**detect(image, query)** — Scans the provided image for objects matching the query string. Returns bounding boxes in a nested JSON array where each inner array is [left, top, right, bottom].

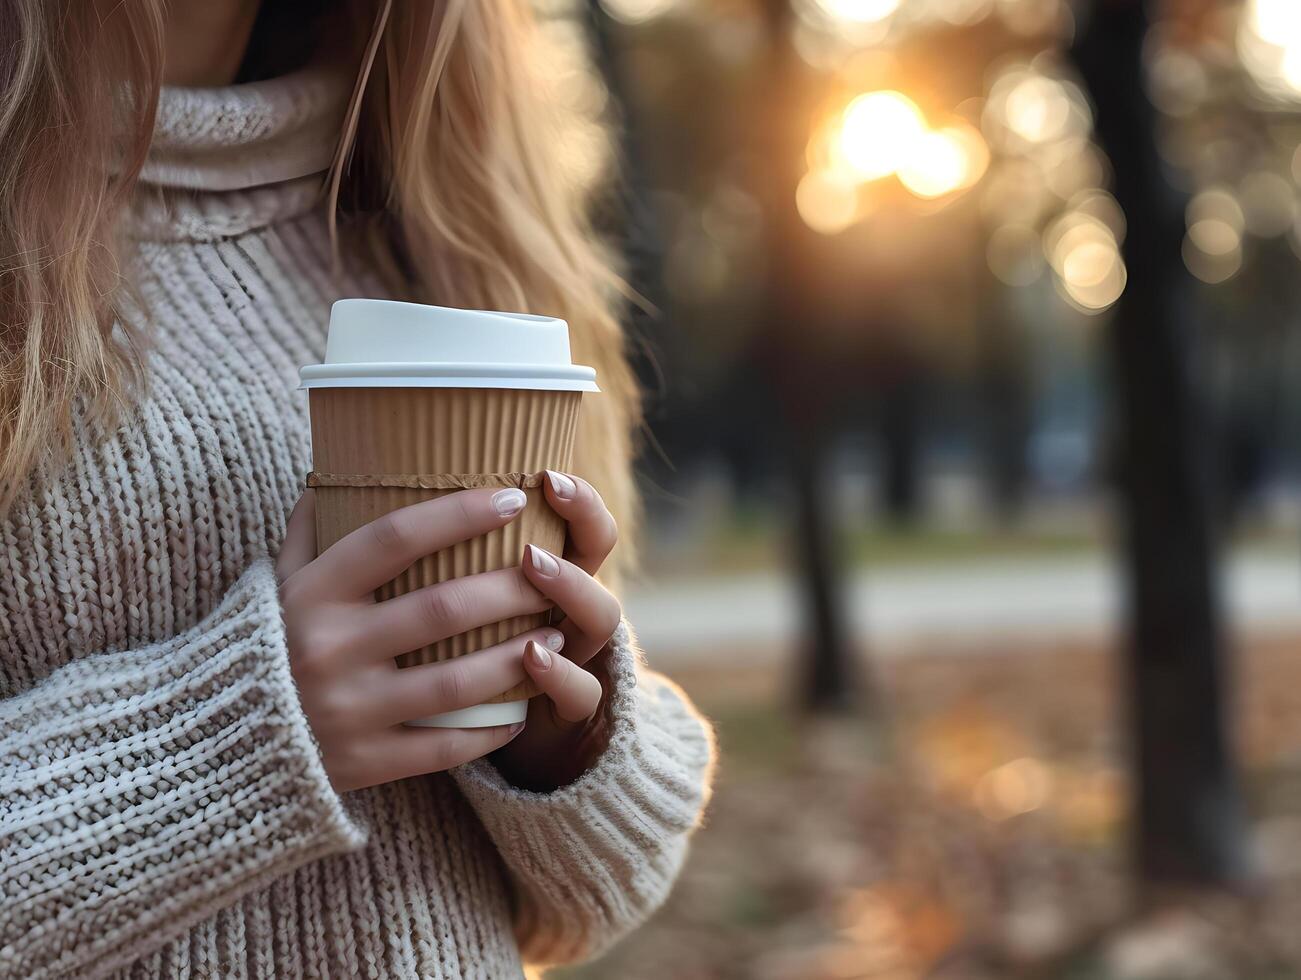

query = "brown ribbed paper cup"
[[308, 387, 582, 678], [300, 300, 599, 728]]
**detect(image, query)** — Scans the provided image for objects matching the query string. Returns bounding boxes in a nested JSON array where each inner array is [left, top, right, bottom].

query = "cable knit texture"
[[0, 65, 714, 980]]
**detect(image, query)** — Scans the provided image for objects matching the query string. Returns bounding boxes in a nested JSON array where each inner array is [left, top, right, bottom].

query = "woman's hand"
[[488, 470, 624, 791], [274, 487, 555, 793]]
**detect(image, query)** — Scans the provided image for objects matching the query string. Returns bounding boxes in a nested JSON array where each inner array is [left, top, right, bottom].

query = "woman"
[[0, 2, 714, 977]]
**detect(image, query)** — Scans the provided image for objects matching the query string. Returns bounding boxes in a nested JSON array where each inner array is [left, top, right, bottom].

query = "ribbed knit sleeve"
[[451, 621, 715, 966], [0, 560, 366, 980]]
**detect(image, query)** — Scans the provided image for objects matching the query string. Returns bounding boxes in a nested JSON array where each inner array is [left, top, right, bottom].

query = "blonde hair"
[[0, 0, 161, 511], [0, 0, 639, 576]]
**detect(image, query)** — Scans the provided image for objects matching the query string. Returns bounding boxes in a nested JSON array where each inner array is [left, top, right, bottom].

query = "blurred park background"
[[530, 0, 1301, 976]]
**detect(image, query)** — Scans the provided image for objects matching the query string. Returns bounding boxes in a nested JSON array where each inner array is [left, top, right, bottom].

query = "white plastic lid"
[[299, 298, 600, 391]]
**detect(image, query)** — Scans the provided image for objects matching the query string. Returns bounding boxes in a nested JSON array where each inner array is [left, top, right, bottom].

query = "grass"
[[639, 509, 1300, 579], [642, 518, 1099, 579]]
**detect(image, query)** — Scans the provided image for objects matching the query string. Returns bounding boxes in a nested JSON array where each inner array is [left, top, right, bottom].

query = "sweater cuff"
[[0, 560, 365, 979], [452, 620, 715, 964]]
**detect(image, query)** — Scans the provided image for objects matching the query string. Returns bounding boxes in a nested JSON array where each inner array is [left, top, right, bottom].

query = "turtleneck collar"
[[129, 62, 351, 241]]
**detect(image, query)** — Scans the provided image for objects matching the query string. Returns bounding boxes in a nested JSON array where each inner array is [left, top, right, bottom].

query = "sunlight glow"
[[1239, 0, 1301, 99], [796, 169, 860, 235], [944, 122, 992, 189], [836, 91, 928, 181], [800, 92, 991, 231], [813, 0, 901, 23], [898, 130, 970, 198], [1284, 45, 1301, 92], [1250, 0, 1301, 47]]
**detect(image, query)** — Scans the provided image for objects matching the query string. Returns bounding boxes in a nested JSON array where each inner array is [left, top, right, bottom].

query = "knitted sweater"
[[0, 64, 714, 979]]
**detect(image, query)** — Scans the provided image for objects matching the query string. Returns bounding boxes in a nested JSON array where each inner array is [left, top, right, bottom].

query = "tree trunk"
[[790, 419, 859, 711], [581, 1, 668, 373], [755, 0, 862, 713], [879, 369, 925, 526], [1072, 0, 1250, 888], [981, 316, 1031, 523]]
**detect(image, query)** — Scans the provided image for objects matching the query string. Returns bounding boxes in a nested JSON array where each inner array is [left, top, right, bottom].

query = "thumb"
[[276, 490, 318, 584], [523, 640, 603, 725]]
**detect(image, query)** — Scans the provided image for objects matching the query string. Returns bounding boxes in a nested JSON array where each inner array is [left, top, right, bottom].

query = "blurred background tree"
[[531, 0, 1301, 974], [1073, 0, 1248, 893]]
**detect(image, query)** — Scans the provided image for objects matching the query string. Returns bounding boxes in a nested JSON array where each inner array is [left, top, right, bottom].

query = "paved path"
[[624, 551, 1301, 665]]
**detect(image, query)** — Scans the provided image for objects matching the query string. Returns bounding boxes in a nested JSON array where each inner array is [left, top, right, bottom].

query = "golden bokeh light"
[[1184, 185, 1249, 284], [1146, 42, 1210, 118], [937, 0, 994, 27], [1187, 187, 1246, 234], [944, 121, 992, 189], [983, 65, 1090, 160], [998, 0, 1069, 38], [1239, 0, 1301, 99], [898, 129, 971, 199], [1187, 218, 1242, 257], [836, 91, 928, 181], [1044, 212, 1109, 270], [799, 93, 990, 231], [1183, 234, 1243, 285], [1250, 0, 1301, 48], [1061, 241, 1118, 290], [1062, 253, 1126, 311], [1284, 44, 1301, 92], [813, 0, 901, 24], [1004, 75, 1072, 143], [797, 169, 860, 235], [1068, 189, 1126, 244], [1061, 262, 1126, 312], [1044, 212, 1127, 312], [973, 757, 1053, 821]]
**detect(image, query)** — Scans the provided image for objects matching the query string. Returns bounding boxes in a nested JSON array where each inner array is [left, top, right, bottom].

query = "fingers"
[[334, 722, 524, 790], [523, 639, 603, 724], [364, 567, 552, 659], [276, 491, 318, 584], [299, 487, 529, 601], [521, 544, 621, 665], [378, 627, 564, 725], [542, 471, 617, 575]]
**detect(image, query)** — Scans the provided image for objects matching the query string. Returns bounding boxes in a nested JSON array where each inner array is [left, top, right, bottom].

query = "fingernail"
[[527, 544, 561, 578], [544, 631, 565, 652], [508, 722, 525, 738], [527, 640, 552, 670], [546, 470, 577, 500], [493, 488, 527, 518]]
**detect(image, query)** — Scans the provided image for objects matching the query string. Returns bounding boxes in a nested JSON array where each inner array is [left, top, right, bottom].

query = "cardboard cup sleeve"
[[308, 387, 582, 704]]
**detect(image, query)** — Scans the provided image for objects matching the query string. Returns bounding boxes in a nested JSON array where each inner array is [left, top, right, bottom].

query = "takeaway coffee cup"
[[299, 299, 599, 727]]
